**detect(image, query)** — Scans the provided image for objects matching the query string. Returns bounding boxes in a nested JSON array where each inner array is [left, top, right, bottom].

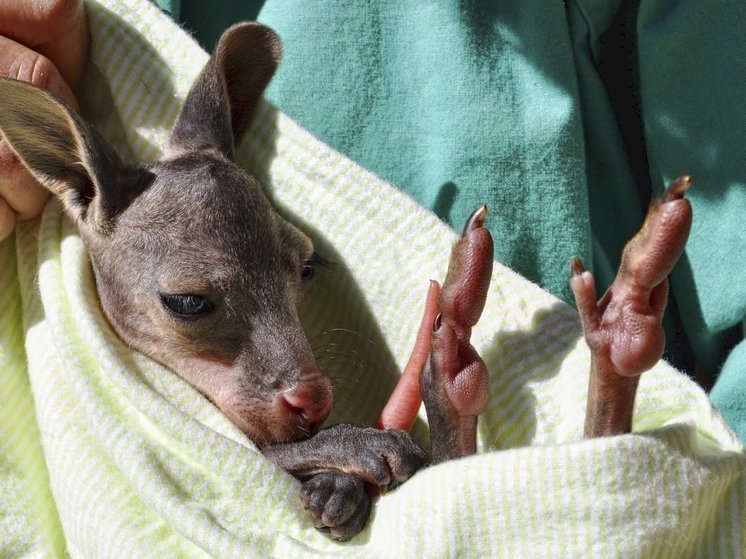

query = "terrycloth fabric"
[[1, 1, 745, 557], [161, 0, 746, 439]]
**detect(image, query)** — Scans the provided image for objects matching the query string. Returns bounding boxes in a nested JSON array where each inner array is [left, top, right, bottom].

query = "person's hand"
[[377, 280, 439, 431], [0, 0, 89, 240]]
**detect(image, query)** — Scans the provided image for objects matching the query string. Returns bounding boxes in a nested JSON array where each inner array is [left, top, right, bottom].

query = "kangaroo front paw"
[[301, 471, 371, 541], [306, 425, 427, 491], [264, 423, 427, 491]]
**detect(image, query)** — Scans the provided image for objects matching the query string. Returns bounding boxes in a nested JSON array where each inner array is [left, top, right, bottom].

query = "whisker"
[[320, 368, 364, 390], [315, 351, 364, 365], [313, 343, 363, 356], [308, 328, 376, 346], [297, 425, 311, 436], [316, 353, 365, 371], [305, 327, 393, 423]]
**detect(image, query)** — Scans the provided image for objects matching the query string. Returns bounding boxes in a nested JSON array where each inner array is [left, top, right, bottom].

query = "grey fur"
[[0, 22, 426, 540]]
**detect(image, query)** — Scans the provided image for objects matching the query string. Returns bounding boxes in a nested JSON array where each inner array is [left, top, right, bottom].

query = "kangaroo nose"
[[281, 381, 333, 427]]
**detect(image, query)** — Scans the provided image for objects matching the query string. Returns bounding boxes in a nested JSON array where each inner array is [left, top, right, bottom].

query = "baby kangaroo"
[[0, 18, 694, 542], [0, 23, 425, 540]]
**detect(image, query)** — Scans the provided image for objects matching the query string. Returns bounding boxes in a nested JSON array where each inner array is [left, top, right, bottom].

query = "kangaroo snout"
[[280, 377, 333, 427], [208, 366, 333, 444]]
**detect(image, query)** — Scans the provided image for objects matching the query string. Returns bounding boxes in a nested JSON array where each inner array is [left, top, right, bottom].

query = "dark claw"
[[571, 257, 585, 276], [462, 204, 488, 235], [661, 175, 692, 202], [433, 313, 442, 332]]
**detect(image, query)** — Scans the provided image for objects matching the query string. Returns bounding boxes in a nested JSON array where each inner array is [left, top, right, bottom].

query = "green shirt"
[[158, 0, 746, 440]]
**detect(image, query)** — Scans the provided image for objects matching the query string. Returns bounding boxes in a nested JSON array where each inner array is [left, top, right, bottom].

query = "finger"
[[0, 196, 17, 241], [377, 280, 440, 430], [0, 138, 50, 221], [0, 0, 89, 86], [0, 35, 79, 110]]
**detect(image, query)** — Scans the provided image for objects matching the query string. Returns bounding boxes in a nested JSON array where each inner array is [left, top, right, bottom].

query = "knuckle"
[[0, 137, 38, 194], [34, 0, 83, 30], [380, 428, 411, 449], [405, 446, 428, 468], [0, 138, 20, 175], [300, 478, 319, 500], [360, 455, 389, 485], [336, 474, 362, 493], [0, 200, 17, 242], [391, 428, 411, 443], [7, 51, 63, 94], [29, 55, 61, 92]]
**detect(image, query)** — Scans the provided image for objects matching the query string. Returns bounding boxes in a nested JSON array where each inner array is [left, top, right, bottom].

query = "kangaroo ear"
[[167, 22, 281, 158], [0, 79, 150, 234]]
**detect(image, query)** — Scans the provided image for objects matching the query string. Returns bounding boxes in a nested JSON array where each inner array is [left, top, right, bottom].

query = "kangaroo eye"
[[161, 294, 214, 317], [301, 260, 315, 281]]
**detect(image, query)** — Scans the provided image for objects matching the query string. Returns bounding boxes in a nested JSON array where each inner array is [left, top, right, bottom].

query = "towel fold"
[[1, 1, 743, 557]]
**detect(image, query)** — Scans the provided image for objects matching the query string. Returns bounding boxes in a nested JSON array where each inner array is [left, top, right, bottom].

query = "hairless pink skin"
[[571, 176, 693, 437], [419, 205, 494, 463], [377, 280, 440, 431]]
